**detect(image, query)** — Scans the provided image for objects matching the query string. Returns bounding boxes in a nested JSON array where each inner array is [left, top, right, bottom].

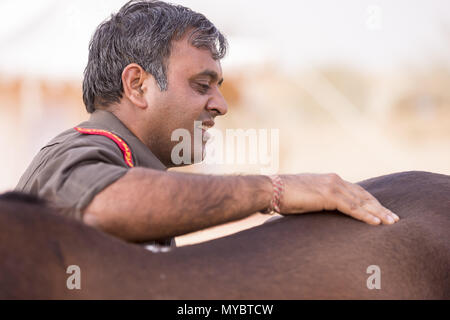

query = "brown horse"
[[0, 171, 449, 299]]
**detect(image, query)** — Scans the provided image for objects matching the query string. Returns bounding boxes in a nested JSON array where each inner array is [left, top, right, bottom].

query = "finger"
[[336, 187, 395, 225], [362, 197, 400, 223], [327, 181, 380, 225], [332, 188, 383, 225], [346, 183, 400, 222], [361, 201, 397, 224], [336, 197, 382, 225]]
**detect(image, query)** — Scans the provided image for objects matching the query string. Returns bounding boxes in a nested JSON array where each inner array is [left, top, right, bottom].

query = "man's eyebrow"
[[191, 70, 224, 86]]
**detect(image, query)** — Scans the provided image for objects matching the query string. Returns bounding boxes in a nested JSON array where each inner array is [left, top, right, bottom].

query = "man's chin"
[[167, 150, 206, 168]]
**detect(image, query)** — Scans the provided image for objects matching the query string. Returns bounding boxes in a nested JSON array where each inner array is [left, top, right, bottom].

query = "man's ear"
[[121, 63, 149, 109]]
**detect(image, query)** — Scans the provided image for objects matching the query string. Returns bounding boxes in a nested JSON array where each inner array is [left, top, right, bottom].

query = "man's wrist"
[[262, 175, 284, 215]]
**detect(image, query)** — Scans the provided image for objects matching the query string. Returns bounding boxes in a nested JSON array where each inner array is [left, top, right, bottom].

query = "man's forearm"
[[83, 168, 273, 242]]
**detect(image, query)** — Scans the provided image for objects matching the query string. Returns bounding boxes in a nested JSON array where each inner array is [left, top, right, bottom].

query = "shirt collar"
[[86, 110, 167, 171]]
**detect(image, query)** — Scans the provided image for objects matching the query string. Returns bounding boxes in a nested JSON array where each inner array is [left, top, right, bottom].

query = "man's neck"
[[108, 104, 172, 167]]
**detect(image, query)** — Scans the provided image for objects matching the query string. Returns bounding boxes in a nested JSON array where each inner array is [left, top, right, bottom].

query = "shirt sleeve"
[[30, 135, 129, 220]]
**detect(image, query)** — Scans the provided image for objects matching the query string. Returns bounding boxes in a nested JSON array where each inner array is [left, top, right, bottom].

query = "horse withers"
[[0, 171, 449, 299]]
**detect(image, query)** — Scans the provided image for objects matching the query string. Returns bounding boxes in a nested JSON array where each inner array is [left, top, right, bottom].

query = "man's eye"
[[197, 83, 210, 94]]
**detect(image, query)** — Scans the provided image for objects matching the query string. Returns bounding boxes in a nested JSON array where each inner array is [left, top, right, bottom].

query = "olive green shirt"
[[16, 110, 171, 244]]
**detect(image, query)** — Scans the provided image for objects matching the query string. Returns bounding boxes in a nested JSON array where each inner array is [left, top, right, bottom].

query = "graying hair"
[[82, 0, 228, 113]]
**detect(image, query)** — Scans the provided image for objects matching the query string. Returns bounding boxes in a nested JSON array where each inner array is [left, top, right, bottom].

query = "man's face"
[[142, 35, 228, 167]]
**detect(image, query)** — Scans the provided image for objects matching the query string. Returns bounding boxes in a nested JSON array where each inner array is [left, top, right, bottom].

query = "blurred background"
[[1, 0, 449, 245]]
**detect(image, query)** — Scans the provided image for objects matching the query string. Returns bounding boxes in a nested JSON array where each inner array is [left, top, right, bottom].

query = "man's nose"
[[206, 88, 228, 116]]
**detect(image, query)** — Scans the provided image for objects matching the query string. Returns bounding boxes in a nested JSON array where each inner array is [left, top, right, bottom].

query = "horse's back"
[[0, 171, 449, 299], [161, 172, 450, 299]]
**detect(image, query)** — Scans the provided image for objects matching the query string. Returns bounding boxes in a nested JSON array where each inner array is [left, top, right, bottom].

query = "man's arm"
[[83, 168, 272, 242], [83, 169, 400, 243]]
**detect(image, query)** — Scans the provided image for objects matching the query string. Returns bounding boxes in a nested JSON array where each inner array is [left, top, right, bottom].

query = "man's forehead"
[[169, 37, 223, 79]]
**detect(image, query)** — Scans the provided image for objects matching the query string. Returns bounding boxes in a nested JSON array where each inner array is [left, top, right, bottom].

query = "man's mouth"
[[199, 120, 215, 130], [196, 120, 215, 141]]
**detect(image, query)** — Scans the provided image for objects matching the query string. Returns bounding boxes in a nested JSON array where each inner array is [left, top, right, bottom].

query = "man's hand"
[[279, 173, 400, 225]]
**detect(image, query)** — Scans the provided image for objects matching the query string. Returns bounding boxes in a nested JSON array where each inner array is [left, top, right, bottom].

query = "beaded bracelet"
[[262, 175, 284, 215]]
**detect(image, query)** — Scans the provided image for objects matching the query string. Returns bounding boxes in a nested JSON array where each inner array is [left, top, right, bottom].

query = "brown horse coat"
[[0, 171, 449, 299]]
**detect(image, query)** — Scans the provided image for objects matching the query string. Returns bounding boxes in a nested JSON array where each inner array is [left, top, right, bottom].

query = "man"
[[16, 0, 399, 246]]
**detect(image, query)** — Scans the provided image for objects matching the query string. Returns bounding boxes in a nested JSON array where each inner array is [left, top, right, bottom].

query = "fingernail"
[[392, 213, 400, 221], [386, 216, 395, 224], [373, 217, 381, 224]]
